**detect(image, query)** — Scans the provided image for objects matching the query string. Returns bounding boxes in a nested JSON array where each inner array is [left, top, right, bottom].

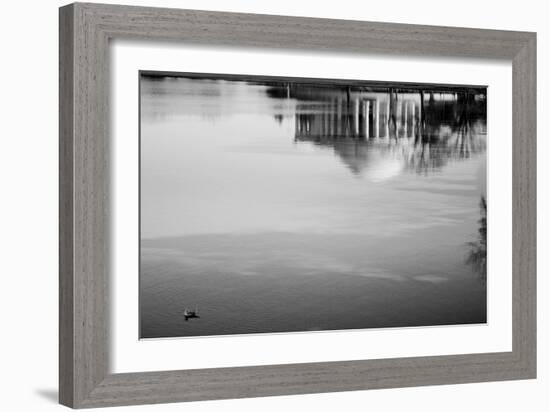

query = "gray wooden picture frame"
[[59, 2, 536, 408]]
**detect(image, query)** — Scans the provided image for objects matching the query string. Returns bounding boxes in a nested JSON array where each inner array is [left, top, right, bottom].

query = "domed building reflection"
[[289, 86, 486, 177]]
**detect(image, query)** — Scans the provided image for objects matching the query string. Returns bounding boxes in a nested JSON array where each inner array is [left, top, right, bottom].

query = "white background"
[[0, 0, 546, 411]]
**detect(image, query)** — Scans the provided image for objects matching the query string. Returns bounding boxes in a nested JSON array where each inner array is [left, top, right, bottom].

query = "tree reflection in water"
[[466, 197, 487, 282]]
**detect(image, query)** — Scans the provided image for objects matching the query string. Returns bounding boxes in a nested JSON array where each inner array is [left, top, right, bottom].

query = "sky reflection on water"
[[139, 74, 487, 338]]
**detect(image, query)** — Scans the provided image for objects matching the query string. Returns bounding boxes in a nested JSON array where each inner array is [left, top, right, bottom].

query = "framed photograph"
[[59, 2, 536, 408]]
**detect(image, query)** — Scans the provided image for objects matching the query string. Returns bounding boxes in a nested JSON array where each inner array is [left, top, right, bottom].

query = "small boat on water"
[[183, 306, 199, 321]]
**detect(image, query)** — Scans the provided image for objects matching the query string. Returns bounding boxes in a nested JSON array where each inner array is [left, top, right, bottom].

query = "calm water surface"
[[139, 76, 487, 338]]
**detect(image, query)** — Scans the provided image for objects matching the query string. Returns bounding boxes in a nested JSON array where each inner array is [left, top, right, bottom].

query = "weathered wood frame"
[[59, 2, 536, 408]]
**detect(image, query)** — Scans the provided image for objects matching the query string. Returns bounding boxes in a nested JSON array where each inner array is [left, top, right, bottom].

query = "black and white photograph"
[[1, 0, 544, 410], [139, 72, 488, 339]]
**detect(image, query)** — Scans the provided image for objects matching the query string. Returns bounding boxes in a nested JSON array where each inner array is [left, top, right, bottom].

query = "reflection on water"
[[140, 74, 487, 338], [466, 197, 487, 282], [291, 86, 486, 176]]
